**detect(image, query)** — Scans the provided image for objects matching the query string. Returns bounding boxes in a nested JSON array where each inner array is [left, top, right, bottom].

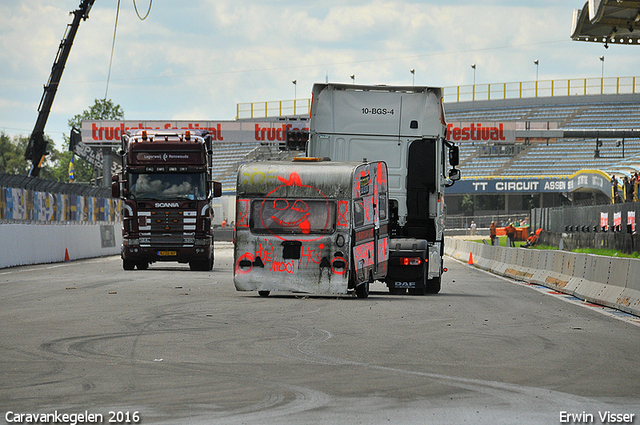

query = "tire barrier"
[[444, 237, 639, 317]]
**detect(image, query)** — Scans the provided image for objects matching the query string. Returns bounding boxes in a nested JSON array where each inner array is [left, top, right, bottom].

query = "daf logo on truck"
[[155, 202, 180, 208]]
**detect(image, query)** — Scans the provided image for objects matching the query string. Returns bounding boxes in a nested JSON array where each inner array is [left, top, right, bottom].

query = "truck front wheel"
[[123, 259, 135, 270]]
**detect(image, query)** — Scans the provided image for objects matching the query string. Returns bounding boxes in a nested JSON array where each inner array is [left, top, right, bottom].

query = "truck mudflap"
[[428, 242, 442, 279], [385, 238, 442, 295]]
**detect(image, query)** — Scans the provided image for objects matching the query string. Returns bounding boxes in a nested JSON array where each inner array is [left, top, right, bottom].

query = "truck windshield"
[[251, 199, 336, 235], [129, 173, 207, 200]]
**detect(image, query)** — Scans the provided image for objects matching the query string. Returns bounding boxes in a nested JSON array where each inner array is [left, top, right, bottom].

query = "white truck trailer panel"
[[309, 84, 446, 227]]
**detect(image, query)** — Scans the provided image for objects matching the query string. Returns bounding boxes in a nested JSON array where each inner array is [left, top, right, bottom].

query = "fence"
[[0, 173, 120, 223], [446, 213, 529, 231], [443, 76, 639, 103], [236, 76, 640, 118], [531, 203, 639, 235], [236, 98, 312, 119]]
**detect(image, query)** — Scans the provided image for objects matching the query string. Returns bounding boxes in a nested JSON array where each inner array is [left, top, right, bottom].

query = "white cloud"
[[0, 0, 635, 151]]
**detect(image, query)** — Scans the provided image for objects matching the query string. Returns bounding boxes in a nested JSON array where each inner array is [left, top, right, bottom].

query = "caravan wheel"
[[355, 281, 369, 298]]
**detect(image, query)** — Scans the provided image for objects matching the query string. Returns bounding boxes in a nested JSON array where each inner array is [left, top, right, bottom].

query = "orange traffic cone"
[[64, 249, 70, 262], [468, 252, 474, 265]]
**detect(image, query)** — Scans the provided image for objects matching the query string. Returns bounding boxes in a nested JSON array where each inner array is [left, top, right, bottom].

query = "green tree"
[[0, 133, 30, 175], [460, 194, 474, 214], [67, 98, 124, 129], [50, 99, 125, 183]]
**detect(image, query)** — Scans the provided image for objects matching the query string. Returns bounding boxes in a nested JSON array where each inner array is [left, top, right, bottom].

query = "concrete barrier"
[[566, 253, 592, 296], [0, 223, 121, 269], [619, 259, 640, 316], [574, 256, 628, 311], [530, 250, 554, 286], [518, 249, 539, 283], [542, 251, 575, 291], [445, 237, 640, 318]]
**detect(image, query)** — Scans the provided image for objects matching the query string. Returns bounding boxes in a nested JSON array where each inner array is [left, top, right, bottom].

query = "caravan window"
[[378, 193, 387, 221], [251, 199, 336, 235]]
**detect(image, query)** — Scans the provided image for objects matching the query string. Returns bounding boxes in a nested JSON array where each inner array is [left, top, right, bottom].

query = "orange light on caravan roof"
[[185, 130, 191, 141]]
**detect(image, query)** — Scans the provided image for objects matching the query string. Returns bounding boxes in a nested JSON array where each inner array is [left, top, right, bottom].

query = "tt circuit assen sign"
[[445, 170, 611, 196], [81, 120, 309, 146]]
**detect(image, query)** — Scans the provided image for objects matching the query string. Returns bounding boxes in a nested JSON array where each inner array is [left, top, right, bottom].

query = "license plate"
[[158, 251, 177, 256]]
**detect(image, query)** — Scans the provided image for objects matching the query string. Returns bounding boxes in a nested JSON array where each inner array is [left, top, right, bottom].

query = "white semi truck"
[[307, 83, 460, 294]]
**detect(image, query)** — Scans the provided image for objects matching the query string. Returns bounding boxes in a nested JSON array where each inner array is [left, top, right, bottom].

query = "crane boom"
[[25, 0, 96, 177]]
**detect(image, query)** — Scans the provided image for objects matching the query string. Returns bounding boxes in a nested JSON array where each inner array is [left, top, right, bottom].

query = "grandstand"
[[214, 81, 640, 219], [444, 93, 640, 179]]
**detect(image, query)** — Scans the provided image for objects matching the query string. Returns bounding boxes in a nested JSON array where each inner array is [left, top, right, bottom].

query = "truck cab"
[[308, 83, 460, 294], [112, 129, 222, 270]]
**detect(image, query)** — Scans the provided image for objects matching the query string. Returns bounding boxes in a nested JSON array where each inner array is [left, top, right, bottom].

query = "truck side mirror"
[[211, 181, 222, 198], [449, 145, 459, 167], [111, 174, 120, 198], [448, 168, 461, 181]]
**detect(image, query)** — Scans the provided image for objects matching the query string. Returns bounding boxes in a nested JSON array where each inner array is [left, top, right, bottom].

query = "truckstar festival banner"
[[444, 121, 559, 144], [446, 122, 515, 143], [81, 120, 309, 146]]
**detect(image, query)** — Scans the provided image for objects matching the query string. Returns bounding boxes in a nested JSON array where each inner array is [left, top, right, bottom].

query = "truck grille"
[[138, 210, 197, 247]]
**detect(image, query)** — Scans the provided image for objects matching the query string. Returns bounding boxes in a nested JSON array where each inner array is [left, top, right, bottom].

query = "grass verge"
[[469, 237, 640, 258]]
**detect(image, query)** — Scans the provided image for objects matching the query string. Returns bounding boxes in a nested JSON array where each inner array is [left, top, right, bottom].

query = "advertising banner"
[[601, 212, 609, 231], [445, 170, 610, 196], [445, 121, 559, 144], [82, 120, 309, 146]]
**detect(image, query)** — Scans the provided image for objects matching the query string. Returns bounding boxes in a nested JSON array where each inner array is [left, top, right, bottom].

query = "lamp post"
[[410, 68, 415, 86], [600, 56, 605, 93], [292, 79, 297, 114], [471, 64, 476, 100], [534, 59, 539, 97]]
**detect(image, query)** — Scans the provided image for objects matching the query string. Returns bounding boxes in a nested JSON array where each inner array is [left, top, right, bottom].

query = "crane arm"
[[25, 0, 96, 177]]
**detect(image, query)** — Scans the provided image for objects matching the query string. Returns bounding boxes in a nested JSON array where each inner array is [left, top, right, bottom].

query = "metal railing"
[[236, 76, 640, 118], [0, 173, 110, 197], [236, 98, 312, 119], [446, 213, 530, 231], [443, 76, 639, 103]]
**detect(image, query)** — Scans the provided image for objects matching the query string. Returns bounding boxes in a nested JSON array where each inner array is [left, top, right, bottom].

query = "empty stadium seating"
[[445, 96, 640, 178], [211, 94, 640, 193]]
